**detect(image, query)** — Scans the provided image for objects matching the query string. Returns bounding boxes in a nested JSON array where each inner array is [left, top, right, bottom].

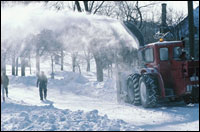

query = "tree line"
[[1, 1, 186, 82]]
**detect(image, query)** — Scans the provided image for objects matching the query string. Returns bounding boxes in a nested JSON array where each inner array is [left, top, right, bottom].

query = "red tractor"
[[124, 40, 199, 108]]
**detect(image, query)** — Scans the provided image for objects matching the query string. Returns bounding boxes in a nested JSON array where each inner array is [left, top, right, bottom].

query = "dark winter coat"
[[2, 75, 9, 87], [37, 75, 47, 89]]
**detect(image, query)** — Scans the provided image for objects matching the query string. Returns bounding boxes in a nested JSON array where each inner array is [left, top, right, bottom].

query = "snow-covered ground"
[[1, 62, 199, 131], [1, 3, 199, 131], [1, 101, 139, 131]]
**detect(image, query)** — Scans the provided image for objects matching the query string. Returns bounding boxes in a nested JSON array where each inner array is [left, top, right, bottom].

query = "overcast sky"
[[140, 1, 199, 22], [161, 1, 199, 13]]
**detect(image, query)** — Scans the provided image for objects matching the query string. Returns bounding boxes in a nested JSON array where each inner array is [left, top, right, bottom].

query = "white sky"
[[141, 1, 199, 13], [140, 1, 199, 22], [161, 1, 199, 13]]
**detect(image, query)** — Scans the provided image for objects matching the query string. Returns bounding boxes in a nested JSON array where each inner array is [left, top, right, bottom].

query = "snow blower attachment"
[[117, 40, 199, 108]]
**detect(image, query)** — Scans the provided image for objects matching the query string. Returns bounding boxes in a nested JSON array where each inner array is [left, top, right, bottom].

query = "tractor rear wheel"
[[139, 74, 159, 108], [127, 73, 141, 105], [183, 95, 199, 104]]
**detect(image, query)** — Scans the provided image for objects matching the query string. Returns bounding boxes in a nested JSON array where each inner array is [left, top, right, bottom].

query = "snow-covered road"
[[1, 73, 199, 131]]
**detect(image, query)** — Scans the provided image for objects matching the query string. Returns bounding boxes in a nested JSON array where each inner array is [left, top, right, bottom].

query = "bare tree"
[[83, 46, 93, 72], [166, 7, 186, 40], [75, 1, 82, 12], [115, 1, 159, 29], [166, 7, 186, 26], [95, 1, 117, 18], [74, 1, 105, 14]]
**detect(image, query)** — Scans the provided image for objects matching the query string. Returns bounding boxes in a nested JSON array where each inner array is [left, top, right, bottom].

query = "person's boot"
[[3, 97, 5, 102], [44, 89, 47, 100]]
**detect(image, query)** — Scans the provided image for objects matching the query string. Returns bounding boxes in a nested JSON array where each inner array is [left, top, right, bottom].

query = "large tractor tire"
[[127, 73, 141, 105], [183, 95, 199, 104], [139, 74, 159, 108]]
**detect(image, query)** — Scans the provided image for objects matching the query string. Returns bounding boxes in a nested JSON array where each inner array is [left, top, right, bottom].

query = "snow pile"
[[53, 71, 89, 84], [10, 76, 38, 86], [9, 71, 117, 102], [1, 102, 141, 131], [2, 72, 199, 131], [76, 78, 117, 102], [53, 71, 116, 102]]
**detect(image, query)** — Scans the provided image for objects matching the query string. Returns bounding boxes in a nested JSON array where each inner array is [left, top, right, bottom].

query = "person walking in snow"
[[37, 71, 48, 101], [1, 76, 5, 102], [1, 72, 9, 102]]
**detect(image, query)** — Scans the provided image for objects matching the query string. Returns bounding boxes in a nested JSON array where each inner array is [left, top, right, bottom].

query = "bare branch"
[[89, 1, 95, 12], [138, 2, 161, 9], [75, 1, 82, 12], [93, 1, 105, 14], [83, 1, 89, 12], [135, 1, 143, 29]]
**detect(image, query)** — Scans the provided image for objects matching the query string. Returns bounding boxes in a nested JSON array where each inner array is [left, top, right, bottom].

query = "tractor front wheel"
[[139, 74, 159, 108], [127, 74, 141, 105]]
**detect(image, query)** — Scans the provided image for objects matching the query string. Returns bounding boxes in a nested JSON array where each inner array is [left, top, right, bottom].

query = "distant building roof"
[[164, 6, 199, 40]]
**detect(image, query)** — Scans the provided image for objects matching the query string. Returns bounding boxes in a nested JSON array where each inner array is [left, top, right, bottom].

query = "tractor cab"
[[138, 39, 199, 100], [138, 39, 186, 67], [121, 39, 199, 108], [122, 39, 199, 108]]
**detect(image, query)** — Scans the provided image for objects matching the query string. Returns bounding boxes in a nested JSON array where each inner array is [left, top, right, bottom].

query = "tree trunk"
[[78, 63, 81, 74], [115, 55, 121, 103], [29, 55, 32, 75], [21, 57, 25, 76], [107, 64, 113, 78], [61, 50, 64, 71], [75, 1, 82, 12], [86, 59, 90, 72], [36, 50, 40, 76], [94, 56, 103, 82], [111, 63, 113, 78], [1, 55, 6, 74], [51, 55, 54, 79], [12, 55, 15, 76], [72, 55, 76, 72], [83, 1, 89, 12], [107, 64, 110, 78], [16, 57, 18, 76]]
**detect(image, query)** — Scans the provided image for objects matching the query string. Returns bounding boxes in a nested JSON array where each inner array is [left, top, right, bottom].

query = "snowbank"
[[9, 71, 117, 102], [1, 102, 141, 131], [10, 76, 38, 86], [2, 71, 199, 131]]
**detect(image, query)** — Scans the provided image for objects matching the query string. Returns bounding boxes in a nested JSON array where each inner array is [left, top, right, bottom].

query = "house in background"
[[164, 6, 199, 60]]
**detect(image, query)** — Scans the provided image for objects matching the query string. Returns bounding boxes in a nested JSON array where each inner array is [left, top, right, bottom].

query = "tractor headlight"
[[190, 76, 199, 81]]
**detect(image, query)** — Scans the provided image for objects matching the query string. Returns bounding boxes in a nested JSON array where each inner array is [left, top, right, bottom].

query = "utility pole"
[[188, 1, 194, 58]]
